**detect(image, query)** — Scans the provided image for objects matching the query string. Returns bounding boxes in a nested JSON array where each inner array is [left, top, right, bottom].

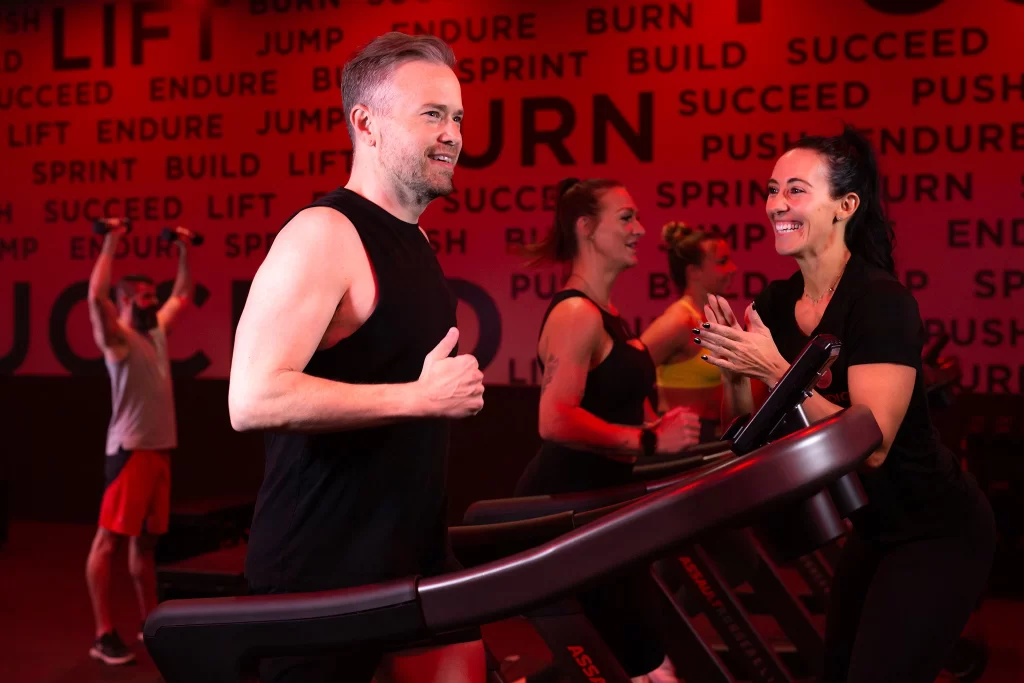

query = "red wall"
[[1, 0, 1022, 392]]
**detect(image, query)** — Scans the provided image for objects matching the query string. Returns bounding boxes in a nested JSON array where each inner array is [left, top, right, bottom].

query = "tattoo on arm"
[[540, 355, 559, 395]]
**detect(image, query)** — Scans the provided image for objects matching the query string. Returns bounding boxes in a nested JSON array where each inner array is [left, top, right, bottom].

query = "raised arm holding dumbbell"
[[156, 227, 194, 333], [84, 217, 194, 668]]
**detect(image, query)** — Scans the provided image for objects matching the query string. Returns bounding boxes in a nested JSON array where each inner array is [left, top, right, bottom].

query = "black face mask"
[[131, 303, 159, 332]]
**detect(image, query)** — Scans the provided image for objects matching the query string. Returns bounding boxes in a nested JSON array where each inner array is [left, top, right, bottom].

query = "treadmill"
[[695, 332, 968, 630], [459, 334, 868, 682], [143, 340, 881, 683]]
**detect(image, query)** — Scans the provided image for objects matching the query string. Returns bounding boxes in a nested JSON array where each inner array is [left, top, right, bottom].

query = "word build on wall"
[[1, 0, 1022, 392]]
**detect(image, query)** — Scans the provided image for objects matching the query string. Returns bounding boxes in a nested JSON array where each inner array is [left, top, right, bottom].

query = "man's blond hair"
[[341, 32, 456, 142]]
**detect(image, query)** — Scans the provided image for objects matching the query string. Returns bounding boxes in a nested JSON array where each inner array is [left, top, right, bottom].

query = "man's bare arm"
[[228, 208, 481, 433], [87, 231, 126, 354], [157, 241, 192, 333]]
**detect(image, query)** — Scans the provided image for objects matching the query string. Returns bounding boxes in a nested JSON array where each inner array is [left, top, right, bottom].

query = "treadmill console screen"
[[730, 334, 841, 456]]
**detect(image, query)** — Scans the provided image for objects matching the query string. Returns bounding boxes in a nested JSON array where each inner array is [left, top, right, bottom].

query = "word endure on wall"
[[1, 0, 1022, 392]]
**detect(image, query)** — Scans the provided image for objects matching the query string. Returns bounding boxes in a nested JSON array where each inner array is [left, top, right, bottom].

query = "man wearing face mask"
[[84, 222, 192, 666]]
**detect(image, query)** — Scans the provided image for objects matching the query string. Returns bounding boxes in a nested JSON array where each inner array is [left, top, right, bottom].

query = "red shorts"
[[99, 448, 171, 537]]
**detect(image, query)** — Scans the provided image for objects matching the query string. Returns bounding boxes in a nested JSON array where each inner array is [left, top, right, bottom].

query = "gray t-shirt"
[[104, 325, 178, 455]]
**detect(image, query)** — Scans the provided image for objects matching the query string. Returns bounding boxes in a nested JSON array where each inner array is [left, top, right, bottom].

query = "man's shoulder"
[[253, 203, 368, 303], [285, 205, 356, 233], [274, 206, 364, 256], [103, 323, 136, 364], [280, 187, 366, 237]]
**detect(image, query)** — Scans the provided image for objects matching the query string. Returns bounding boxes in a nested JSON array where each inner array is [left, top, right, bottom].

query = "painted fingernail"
[[692, 328, 701, 335], [693, 338, 701, 344], [701, 354, 709, 361], [751, 302, 757, 311], [702, 322, 711, 329]]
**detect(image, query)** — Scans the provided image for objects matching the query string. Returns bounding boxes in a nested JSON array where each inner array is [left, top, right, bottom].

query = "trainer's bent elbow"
[[228, 400, 252, 432], [228, 385, 261, 432]]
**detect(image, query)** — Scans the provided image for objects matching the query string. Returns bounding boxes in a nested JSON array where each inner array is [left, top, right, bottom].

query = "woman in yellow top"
[[642, 222, 737, 441]]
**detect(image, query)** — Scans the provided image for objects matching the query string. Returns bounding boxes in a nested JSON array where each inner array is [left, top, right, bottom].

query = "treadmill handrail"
[[464, 334, 844, 526], [463, 453, 733, 526], [463, 482, 649, 525], [463, 442, 734, 525], [144, 407, 880, 683], [634, 439, 732, 465], [630, 446, 732, 480], [448, 511, 577, 567], [418, 405, 881, 631]]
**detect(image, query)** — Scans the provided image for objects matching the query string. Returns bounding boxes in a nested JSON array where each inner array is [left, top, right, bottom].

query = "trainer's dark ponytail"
[[792, 126, 896, 275], [524, 177, 624, 265]]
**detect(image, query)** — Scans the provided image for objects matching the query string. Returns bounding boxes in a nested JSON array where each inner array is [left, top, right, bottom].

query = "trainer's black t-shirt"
[[244, 187, 458, 593], [755, 253, 975, 544]]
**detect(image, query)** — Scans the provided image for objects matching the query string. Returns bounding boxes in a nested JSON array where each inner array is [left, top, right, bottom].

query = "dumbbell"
[[93, 217, 133, 235], [160, 226, 204, 246]]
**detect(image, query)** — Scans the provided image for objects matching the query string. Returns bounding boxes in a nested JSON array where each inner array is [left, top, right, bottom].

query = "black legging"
[[823, 490, 996, 683], [515, 448, 666, 678]]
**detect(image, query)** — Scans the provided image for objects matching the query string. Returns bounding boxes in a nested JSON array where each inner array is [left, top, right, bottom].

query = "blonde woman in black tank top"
[[515, 177, 700, 683]]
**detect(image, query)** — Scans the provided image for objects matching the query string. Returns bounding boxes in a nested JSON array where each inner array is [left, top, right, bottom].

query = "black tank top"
[[245, 187, 458, 593], [515, 290, 657, 495]]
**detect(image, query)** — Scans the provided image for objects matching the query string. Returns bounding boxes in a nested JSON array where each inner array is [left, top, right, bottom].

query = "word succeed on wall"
[[1, 0, 1022, 392]]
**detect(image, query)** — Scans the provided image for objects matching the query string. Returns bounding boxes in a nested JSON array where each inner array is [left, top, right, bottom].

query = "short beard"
[[379, 129, 453, 209]]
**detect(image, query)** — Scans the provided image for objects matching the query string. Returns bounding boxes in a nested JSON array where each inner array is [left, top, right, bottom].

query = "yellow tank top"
[[656, 299, 723, 390]]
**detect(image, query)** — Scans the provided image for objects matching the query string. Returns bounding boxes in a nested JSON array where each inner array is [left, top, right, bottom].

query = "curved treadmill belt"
[[144, 406, 881, 683]]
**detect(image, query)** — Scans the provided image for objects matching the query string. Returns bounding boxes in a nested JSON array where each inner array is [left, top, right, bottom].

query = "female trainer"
[[694, 127, 996, 683], [515, 177, 701, 683]]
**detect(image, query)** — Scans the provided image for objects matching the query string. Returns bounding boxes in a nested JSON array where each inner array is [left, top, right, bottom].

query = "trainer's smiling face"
[[766, 148, 853, 259], [378, 60, 464, 203]]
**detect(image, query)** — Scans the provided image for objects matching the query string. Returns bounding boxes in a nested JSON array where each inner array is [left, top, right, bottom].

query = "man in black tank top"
[[229, 33, 486, 683]]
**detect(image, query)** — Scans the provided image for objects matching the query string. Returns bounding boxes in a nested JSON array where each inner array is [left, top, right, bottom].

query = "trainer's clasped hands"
[[697, 295, 789, 387]]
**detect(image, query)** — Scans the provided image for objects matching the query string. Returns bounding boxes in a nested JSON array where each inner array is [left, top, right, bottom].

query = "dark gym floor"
[[2, 521, 1021, 683]]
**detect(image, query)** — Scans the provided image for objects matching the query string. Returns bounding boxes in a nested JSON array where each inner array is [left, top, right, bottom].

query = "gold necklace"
[[804, 259, 848, 305]]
